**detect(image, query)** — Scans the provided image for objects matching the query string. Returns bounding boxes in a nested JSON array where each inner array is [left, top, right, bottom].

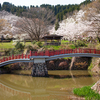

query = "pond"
[[0, 70, 99, 100]]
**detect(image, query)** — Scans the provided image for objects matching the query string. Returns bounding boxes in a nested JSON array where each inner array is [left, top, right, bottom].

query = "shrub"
[[37, 41, 43, 47], [74, 40, 87, 48], [4, 48, 15, 56], [32, 40, 37, 45], [73, 85, 100, 100], [15, 41, 25, 50]]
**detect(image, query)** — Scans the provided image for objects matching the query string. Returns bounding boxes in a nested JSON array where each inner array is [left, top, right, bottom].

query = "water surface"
[[0, 70, 99, 100]]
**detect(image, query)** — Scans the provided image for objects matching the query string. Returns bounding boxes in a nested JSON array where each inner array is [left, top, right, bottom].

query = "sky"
[[0, 0, 85, 7]]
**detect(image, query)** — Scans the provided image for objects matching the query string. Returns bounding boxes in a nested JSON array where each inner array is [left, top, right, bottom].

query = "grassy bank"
[[0, 42, 32, 49], [73, 85, 100, 100]]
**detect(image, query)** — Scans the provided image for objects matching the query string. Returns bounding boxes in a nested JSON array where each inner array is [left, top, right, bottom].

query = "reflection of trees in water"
[[69, 70, 76, 84], [69, 70, 100, 87]]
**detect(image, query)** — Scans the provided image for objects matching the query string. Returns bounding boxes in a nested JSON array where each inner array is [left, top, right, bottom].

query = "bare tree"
[[16, 7, 55, 41]]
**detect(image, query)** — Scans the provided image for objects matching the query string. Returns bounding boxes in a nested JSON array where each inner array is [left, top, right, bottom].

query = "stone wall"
[[91, 79, 100, 94], [70, 57, 91, 70], [46, 58, 71, 70], [90, 57, 100, 73]]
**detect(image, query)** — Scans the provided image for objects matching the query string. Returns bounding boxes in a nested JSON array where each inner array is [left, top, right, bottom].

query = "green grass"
[[61, 40, 69, 44], [0, 42, 32, 49], [63, 57, 72, 60], [44, 45, 61, 50], [0, 42, 14, 49], [73, 85, 100, 100]]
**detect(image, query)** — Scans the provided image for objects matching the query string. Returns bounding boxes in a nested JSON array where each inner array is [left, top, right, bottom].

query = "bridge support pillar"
[[31, 58, 48, 77]]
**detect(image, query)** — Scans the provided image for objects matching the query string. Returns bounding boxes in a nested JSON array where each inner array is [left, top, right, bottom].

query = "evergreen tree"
[[0, 3, 1, 10], [55, 20, 59, 30]]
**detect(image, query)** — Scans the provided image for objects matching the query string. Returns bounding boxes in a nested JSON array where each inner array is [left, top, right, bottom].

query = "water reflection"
[[0, 70, 100, 100]]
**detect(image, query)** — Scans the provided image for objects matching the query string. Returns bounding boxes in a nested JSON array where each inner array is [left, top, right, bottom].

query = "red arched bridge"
[[0, 48, 100, 67], [1, 48, 100, 77]]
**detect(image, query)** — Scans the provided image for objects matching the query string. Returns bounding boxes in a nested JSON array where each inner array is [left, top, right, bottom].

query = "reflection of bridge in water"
[[0, 82, 70, 100], [0, 83, 31, 100], [1, 48, 100, 77]]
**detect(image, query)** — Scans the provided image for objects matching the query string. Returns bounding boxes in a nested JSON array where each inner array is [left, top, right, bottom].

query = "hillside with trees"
[[0, 0, 92, 21]]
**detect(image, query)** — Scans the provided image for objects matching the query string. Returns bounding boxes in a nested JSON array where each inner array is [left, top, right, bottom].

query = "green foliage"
[[73, 85, 100, 100], [37, 41, 43, 47], [88, 59, 93, 70], [32, 40, 37, 45], [74, 40, 87, 48], [15, 41, 24, 50], [69, 44, 76, 49]]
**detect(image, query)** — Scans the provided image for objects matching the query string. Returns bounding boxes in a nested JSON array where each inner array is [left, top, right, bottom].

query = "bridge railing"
[[0, 53, 30, 63], [30, 48, 100, 56], [0, 48, 100, 63]]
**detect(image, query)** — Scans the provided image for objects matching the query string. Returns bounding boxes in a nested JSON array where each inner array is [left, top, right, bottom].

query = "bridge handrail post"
[[69, 49, 71, 53], [3, 57, 5, 62], [28, 54, 30, 59], [22, 54, 23, 59], [55, 50, 57, 55], [73, 49, 74, 53], [18, 55, 20, 59], [67, 49, 69, 54], [30, 50, 32, 56], [60, 49, 62, 54], [35, 52, 37, 56], [89, 49, 91, 53], [9, 56, 11, 60], [79, 48, 80, 53], [12, 55, 14, 60], [75, 48, 77, 53], [94, 49, 96, 54], [25, 55, 27, 59], [45, 50, 50, 56], [84, 49, 86, 53], [66, 50, 68, 54], [62, 49, 65, 54], [15, 55, 16, 59]]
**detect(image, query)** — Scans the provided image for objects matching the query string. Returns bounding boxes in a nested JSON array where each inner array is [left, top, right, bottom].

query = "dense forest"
[[0, 0, 92, 21]]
